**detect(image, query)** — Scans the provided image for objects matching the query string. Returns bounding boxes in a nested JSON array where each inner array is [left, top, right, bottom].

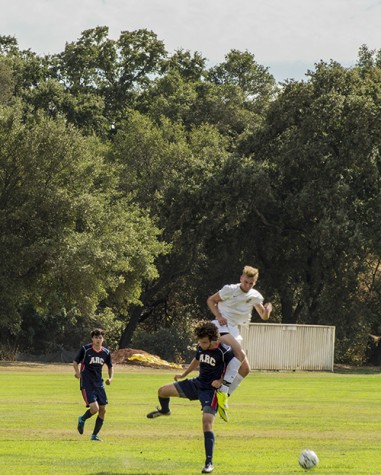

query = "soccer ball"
[[298, 449, 319, 469]]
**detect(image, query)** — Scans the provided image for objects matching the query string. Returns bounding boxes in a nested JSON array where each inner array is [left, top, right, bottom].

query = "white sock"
[[220, 357, 241, 393], [228, 374, 244, 395], [224, 357, 241, 382]]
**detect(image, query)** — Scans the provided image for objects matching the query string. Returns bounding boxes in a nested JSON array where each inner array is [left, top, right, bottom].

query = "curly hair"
[[194, 321, 219, 341]]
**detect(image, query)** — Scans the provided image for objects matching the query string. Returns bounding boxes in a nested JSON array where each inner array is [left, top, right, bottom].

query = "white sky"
[[2, 0, 381, 82]]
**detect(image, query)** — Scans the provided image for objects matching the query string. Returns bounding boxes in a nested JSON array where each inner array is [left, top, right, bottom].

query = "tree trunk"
[[280, 289, 300, 324], [119, 305, 143, 348]]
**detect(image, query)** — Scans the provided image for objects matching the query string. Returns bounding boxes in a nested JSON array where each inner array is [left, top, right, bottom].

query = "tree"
[[109, 111, 231, 346], [140, 49, 275, 144], [0, 104, 166, 348], [54, 27, 167, 130], [161, 49, 206, 81], [106, 48, 276, 346], [0, 29, 168, 138], [207, 49, 275, 105], [0, 58, 15, 105], [210, 57, 381, 362]]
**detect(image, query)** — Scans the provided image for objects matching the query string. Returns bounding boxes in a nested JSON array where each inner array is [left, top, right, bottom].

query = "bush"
[[334, 334, 369, 366], [131, 327, 195, 363], [15, 305, 124, 355], [0, 342, 19, 361]]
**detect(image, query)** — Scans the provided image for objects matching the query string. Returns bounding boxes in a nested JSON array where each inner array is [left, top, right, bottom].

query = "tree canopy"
[[1, 30, 381, 364]]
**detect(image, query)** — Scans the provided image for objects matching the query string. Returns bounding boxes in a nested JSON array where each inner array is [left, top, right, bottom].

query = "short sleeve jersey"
[[196, 343, 235, 390], [218, 283, 264, 325], [74, 343, 112, 389]]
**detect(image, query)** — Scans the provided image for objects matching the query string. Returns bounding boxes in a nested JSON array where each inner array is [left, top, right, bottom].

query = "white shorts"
[[212, 320, 243, 344]]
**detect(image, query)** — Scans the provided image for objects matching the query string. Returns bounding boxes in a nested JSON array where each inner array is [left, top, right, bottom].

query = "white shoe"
[[202, 462, 214, 473]]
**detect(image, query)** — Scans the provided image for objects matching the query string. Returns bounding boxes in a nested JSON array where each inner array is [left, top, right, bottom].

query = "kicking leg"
[[147, 383, 179, 418]]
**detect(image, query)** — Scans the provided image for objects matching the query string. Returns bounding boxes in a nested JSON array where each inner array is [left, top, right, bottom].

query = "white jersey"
[[218, 283, 264, 326]]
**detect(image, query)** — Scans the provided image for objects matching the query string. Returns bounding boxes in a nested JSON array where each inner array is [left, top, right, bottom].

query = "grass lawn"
[[0, 363, 381, 474]]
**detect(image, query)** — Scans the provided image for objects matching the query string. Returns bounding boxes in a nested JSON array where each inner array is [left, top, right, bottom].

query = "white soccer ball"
[[298, 449, 319, 470]]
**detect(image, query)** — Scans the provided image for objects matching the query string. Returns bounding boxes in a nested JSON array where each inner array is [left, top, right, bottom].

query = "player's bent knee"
[[158, 386, 165, 397], [202, 410, 215, 431], [158, 384, 173, 397], [240, 367, 250, 377], [202, 406, 215, 415]]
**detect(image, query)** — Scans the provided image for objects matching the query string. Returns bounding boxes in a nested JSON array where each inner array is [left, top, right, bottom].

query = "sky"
[[2, 0, 381, 82]]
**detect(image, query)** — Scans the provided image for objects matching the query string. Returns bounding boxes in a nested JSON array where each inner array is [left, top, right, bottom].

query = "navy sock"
[[93, 416, 104, 435], [81, 409, 93, 420], [159, 396, 170, 413], [204, 431, 215, 464]]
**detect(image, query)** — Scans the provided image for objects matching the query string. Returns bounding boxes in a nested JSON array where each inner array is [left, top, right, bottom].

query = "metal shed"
[[239, 323, 336, 371]]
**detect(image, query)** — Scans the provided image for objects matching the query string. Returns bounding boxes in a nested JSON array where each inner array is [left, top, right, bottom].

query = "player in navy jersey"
[[146, 321, 240, 474], [73, 328, 113, 441]]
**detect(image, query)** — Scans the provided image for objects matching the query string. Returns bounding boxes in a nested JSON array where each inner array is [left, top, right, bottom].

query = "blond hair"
[[242, 265, 259, 279]]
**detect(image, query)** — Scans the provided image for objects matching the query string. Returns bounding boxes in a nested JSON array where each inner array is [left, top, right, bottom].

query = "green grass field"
[[1, 363, 381, 474]]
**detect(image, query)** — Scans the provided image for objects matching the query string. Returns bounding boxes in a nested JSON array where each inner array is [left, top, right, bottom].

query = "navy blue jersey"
[[74, 343, 112, 389], [195, 342, 234, 389]]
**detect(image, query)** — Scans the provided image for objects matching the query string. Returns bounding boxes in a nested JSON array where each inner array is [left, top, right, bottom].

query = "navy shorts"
[[174, 378, 217, 415], [81, 385, 108, 407]]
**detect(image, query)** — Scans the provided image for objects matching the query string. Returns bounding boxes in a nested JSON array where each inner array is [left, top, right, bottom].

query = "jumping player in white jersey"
[[207, 265, 272, 401], [73, 328, 113, 441]]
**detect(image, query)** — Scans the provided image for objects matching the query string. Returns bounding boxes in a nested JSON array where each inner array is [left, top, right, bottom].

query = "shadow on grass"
[[334, 364, 381, 374]]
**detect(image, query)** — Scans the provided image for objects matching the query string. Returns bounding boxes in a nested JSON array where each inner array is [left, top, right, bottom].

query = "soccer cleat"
[[146, 407, 171, 419], [202, 462, 214, 473], [77, 416, 85, 435], [216, 390, 229, 409], [216, 390, 229, 422], [217, 404, 229, 422], [91, 434, 102, 441]]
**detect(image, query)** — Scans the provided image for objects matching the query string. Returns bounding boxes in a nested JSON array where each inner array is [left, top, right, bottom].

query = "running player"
[[146, 321, 241, 474], [73, 328, 113, 441]]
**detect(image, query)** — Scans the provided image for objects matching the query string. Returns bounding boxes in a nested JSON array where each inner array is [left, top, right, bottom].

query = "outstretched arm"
[[254, 302, 272, 321], [174, 358, 199, 381]]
